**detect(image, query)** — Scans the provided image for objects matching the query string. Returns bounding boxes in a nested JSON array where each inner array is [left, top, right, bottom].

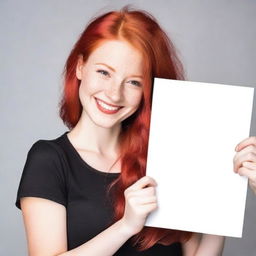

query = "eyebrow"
[[94, 63, 143, 78]]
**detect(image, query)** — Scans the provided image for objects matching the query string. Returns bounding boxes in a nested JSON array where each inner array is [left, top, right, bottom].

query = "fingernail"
[[235, 145, 239, 151]]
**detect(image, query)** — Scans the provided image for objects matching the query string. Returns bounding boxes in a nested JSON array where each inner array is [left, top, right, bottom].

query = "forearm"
[[195, 234, 225, 256], [58, 219, 133, 256]]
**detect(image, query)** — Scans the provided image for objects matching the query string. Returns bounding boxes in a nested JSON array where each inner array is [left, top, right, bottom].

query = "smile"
[[95, 97, 123, 114]]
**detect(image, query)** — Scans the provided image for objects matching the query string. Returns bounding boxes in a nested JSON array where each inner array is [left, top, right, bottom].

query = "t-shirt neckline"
[[62, 131, 120, 177]]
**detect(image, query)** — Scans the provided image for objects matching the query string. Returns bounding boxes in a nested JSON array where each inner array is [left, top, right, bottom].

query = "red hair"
[[59, 5, 192, 251]]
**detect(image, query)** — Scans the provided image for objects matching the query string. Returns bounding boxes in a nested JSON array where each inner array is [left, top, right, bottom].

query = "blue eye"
[[129, 80, 141, 87], [97, 69, 110, 77]]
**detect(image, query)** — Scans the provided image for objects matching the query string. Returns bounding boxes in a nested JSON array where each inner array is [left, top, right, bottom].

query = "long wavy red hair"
[[59, 5, 192, 251]]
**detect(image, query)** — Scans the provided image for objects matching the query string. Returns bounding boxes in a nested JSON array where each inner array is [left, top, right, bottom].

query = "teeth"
[[97, 99, 120, 111]]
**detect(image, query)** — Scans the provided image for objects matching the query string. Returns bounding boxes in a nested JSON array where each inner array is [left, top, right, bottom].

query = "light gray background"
[[1, 0, 255, 255]]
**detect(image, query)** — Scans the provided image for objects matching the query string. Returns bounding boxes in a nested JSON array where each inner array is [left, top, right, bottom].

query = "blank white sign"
[[145, 78, 254, 237]]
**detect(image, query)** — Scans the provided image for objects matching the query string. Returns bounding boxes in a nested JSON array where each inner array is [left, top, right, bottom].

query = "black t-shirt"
[[15, 132, 182, 255]]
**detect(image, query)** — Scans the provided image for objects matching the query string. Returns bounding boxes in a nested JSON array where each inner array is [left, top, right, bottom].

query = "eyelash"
[[96, 69, 142, 87], [129, 80, 141, 87], [97, 69, 110, 77]]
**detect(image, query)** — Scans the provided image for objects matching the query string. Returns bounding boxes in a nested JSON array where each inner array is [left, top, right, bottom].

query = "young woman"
[[15, 6, 256, 256]]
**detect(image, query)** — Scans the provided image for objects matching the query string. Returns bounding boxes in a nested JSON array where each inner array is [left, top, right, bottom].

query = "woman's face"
[[76, 40, 144, 129]]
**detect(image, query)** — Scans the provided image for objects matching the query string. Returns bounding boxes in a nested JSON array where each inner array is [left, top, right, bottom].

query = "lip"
[[94, 97, 123, 114]]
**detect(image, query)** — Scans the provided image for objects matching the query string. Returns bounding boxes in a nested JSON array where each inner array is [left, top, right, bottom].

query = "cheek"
[[128, 91, 143, 108], [79, 75, 100, 96], [78, 79, 95, 107]]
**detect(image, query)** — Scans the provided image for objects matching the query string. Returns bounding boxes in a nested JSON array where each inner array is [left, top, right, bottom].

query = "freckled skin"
[[76, 40, 144, 130]]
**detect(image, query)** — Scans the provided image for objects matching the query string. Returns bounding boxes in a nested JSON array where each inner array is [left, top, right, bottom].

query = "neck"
[[68, 111, 121, 157]]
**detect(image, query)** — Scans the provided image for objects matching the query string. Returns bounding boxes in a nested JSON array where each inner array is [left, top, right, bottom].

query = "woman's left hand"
[[233, 136, 256, 194]]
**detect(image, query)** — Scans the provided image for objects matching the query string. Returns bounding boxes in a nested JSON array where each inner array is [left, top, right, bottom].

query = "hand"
[[120, 176, 158, 236], [233, 136, 256, 194]]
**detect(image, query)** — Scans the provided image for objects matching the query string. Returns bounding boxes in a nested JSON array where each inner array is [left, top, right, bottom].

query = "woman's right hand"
[[120, 176, 158, 236]]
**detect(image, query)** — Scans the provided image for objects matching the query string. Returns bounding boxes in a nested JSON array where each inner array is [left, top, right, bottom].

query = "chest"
[[65, 164, 118, 249], [77, 149, 121, 174]]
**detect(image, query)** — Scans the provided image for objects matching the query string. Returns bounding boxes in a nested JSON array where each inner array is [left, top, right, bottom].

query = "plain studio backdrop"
[[1, 0, 255, 255]]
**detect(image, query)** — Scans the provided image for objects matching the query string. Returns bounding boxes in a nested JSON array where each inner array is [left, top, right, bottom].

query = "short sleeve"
[[15, 140, 67, 209]]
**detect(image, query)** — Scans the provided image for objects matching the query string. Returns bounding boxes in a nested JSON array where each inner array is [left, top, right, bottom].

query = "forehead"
[[86, 40, 144, 73]]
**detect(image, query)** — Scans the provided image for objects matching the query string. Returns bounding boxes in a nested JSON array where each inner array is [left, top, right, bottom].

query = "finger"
[[242, 161, 256, 170], [128, 176, 157, 191], [234, 145, 256, 157], [233, 145, 256, 168], [140, 196, 157, 205], [236, 136, 256, 152], [130, 195, 157, 205], [137, 202, 158, 214], [233, 150, 256, 172], [128, 186, 156, 197], [237, 167, 256, 181]]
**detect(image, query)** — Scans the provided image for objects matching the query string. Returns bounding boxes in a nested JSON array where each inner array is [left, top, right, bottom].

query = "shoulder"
[[16, 133, 69, 209], [22, 133, 69, 182], [29, 136, 64, 156], [27, 133, 67, 163]]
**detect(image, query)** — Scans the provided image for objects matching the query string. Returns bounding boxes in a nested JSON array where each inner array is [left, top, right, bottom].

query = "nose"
[[105, 79, 123, 102]]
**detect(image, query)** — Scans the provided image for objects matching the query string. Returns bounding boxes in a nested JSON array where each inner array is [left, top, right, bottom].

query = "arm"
[[21, 176, 157, 256], [182, 233, 225, 256], [21, 197, 133, 256]]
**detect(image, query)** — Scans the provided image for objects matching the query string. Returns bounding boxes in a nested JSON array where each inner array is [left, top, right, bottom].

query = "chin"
[[92, 118, 121, 130]]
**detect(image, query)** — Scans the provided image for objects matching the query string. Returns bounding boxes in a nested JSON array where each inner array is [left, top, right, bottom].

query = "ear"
[[76, 55, 84, 80]]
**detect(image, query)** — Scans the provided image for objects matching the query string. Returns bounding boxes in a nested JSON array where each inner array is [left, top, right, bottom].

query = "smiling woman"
[[76, 40, 144, 129], [15, 5, 228, 256]]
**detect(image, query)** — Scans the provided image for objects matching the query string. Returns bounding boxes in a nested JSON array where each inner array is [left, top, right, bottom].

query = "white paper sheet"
[[145, 78, 254, 237]]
